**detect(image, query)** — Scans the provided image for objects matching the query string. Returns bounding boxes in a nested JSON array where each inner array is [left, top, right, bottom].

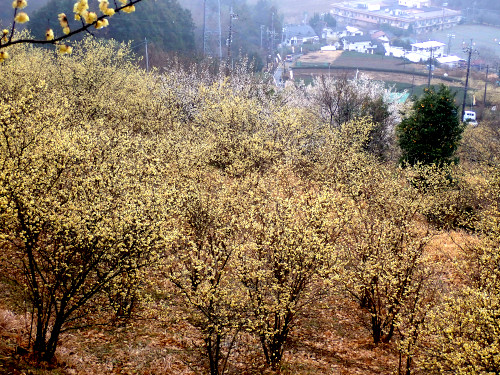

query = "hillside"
[[1, 37, 500, 375]]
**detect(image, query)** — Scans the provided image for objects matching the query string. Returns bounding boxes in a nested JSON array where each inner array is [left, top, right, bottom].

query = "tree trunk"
[[372, 315, 381, 344]]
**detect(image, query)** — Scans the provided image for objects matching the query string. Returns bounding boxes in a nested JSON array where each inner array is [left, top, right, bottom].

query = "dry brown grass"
[[0, 289, 403, 374], [298, 51, 343, 64]]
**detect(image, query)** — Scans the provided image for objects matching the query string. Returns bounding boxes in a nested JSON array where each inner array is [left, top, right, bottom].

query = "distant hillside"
[[180, 0, 342, 27], [1, 0, 49, 27], [258, 0, 344, 23]]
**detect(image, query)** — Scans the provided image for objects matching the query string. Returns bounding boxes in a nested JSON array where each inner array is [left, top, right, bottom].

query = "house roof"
[[283, 25, 318, 39], [411, 41, 445, 49], [342, 35, 373, 43], [437, 55, 463, 64]]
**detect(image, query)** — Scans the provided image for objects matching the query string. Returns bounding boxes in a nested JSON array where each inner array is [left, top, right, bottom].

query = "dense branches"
[[1, 38, 500, 374]]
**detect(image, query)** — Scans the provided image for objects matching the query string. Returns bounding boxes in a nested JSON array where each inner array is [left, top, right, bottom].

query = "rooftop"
[[411, 41, 445, 48], [332, 0, 461, 20]]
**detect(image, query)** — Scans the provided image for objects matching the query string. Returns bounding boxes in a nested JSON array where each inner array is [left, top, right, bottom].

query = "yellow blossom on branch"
[[83, 11, 98, 24], [12, 0, 27, 9], [14, 12, 29, 23], [45, 29, 54, 41], [98, 0, 115, 16], [1, 30, 8, 43], [95, 19, 109, 29], [73, 0, 88, 16], [58, 13, 68, 28], [122, 5, 135, 13]]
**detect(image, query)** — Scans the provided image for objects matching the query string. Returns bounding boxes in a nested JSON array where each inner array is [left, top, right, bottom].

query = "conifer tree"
[[397, 85, 464, 166]]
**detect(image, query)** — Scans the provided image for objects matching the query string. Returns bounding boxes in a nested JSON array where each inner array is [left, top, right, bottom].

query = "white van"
[[463, 111, 478, 126]]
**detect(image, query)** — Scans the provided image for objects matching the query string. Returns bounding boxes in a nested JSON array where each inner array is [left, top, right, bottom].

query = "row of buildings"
[[281, 24, 464, 67], [330, 0, 462, 34]]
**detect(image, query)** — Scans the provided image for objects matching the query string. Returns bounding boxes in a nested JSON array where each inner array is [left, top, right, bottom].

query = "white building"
[[330, 0, 461, 34], [282, 25, 319, 46], [341, 36, 377, 54], [398, 0, 431, 8], [411, 41, 445, 57], [436, 55, 464, 68]]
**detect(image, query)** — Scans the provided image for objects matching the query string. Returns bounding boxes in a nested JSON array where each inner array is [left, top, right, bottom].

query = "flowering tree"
[[0, 39, 170, 362], [0, 0, 143, 61]]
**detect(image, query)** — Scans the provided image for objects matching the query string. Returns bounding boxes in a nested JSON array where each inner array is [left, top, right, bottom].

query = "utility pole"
[[203, 0, 222, 59], [427, 47, 435, 88], [144, 37, 149, 72], [260, 24, 265, 49], [447, 33, 455, 55], [226, 8, 238, 72], [462, 39, 477, 121], [270, 12, 275, 56], [484, 64, 489, 105]]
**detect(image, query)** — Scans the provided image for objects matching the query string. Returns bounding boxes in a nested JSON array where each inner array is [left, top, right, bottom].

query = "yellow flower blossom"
[[58, 13, 68, 28], [73, 0, 88, 15], [0, 51, 9, 62], [57, 44, 72, 54], [98, 0, 115, 16], [14, 12, 29, 23], [12, 0, 27, 9], [122, 5, 135, 13], [45, 28, 54, 41], [95, 19, 109, 29], [83, 11, 97, 24], [119, 0, 127, 4], [1, 29, 8, 43], [63, 26, 70, 35]]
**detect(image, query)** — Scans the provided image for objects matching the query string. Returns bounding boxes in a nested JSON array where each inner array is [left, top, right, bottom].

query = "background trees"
[[397, 85, 465, 166], [28, 0, 195, 53]]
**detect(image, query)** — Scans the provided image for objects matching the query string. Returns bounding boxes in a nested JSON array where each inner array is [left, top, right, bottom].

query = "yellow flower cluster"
[[72, 0, 98, 24], [95, 19, 109, 29], [11, 0, 27, 9], [58, 13, 70, 35], [98, 0, 115, 16], [122, 5, 135, 13], [14, 12, 29, 23], [85, 11, 98, 23], [73, 0, 88, 20], [0, 51, 9, 62], [1, 29, 8, 43], [119, 0, 135, 13]]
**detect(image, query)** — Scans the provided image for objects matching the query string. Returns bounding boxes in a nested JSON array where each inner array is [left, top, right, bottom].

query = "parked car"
[[463, 110, 478, 126]]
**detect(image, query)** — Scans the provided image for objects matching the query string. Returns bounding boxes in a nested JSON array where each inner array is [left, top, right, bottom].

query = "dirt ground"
[[297, 50, 344, 64]]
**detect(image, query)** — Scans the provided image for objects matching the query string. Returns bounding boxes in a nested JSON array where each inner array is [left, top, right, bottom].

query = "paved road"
[[273, 66, 284, 87]]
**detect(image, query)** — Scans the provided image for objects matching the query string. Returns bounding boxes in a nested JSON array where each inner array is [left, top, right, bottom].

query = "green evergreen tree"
[[397, 85, 464, 166]]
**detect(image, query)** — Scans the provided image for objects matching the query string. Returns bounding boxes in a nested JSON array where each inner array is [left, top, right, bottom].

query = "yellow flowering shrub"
[[0, 39, 173, 362]]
